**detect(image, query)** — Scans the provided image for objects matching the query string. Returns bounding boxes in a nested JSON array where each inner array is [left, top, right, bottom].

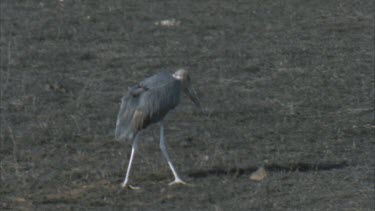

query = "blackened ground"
[[1, 0, 374, 210]]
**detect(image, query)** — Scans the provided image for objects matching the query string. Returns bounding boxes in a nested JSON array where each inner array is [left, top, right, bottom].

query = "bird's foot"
[[121, 182, 140, 190], [168, 178, 187, 186]]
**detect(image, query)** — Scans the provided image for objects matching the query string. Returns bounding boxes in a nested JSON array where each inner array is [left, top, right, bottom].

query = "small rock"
[[249, 167, 267, 181]]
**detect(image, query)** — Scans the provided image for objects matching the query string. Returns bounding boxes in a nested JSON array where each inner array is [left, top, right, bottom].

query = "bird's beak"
[[185, 85, 202, 111]]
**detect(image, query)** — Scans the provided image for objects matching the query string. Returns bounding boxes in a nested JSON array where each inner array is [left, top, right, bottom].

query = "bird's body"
[[115, 69, 201, 189], [115, 72, 181, 141]]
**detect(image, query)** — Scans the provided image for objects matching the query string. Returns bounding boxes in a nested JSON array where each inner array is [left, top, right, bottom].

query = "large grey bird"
[[115, 69, 201, 189]]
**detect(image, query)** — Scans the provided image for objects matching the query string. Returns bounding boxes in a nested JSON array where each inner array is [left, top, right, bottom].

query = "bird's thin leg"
[[159, 121, 186, 186], [122, 135, 140, 189]]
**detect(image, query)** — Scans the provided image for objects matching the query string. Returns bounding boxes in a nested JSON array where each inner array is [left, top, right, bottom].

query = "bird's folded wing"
[[128, 84, 149, 97], [115, 95, 138, 141]]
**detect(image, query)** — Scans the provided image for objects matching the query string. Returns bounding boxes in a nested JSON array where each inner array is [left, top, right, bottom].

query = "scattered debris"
[[249, 167, 267, 181], [9, 99, 25, 110], [9, 197, 33, 210], [45, 82, 67, 93], [154, 19, 181, 27], [9, 95, 35, 110]]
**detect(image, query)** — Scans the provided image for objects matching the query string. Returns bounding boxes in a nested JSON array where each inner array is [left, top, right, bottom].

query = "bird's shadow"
[[187, 161, 349, 178]]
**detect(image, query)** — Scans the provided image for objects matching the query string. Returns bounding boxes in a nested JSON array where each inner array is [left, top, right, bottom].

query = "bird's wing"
[[115, 94, 140, 141], [115, 73, 181, 140], [136, 77, 181, 124], [115, 82, 153, 140]]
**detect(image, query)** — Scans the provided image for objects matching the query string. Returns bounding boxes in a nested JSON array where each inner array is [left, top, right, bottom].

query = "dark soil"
[[1, 0, 374, 210]]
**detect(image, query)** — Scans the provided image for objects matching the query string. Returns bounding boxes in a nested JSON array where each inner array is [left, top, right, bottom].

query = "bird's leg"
[[159, 121, 186, 186], [122, 135, 140, 189]]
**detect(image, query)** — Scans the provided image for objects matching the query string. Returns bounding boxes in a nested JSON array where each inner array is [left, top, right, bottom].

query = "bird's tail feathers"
[[115, 96, 138, 141]]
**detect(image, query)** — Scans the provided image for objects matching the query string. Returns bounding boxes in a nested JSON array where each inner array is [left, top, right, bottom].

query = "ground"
[[0, 0, 374, 210]]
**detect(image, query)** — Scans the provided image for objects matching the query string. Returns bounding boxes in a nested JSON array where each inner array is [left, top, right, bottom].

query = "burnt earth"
[[1, 0, 374, 210]]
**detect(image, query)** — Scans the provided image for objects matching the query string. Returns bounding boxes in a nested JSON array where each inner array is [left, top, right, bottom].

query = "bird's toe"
[[121, 183, 141, 190], [127, 185, 141, 190], [169, 178, 188, 186]]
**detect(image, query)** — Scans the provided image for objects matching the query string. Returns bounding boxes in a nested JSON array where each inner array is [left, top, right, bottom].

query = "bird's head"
[[173, 69, 202, 110]]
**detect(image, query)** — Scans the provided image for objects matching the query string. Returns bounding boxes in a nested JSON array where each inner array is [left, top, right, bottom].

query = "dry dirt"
[[1, 0, 374, 210]]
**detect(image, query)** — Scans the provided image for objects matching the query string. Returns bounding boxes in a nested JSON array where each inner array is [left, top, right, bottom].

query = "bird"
[[115, 69, 201, 189]]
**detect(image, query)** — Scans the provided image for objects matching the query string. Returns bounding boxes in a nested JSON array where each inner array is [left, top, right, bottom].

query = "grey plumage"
[[115, 69, 201, 188], [115, 72, 182, 141]]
